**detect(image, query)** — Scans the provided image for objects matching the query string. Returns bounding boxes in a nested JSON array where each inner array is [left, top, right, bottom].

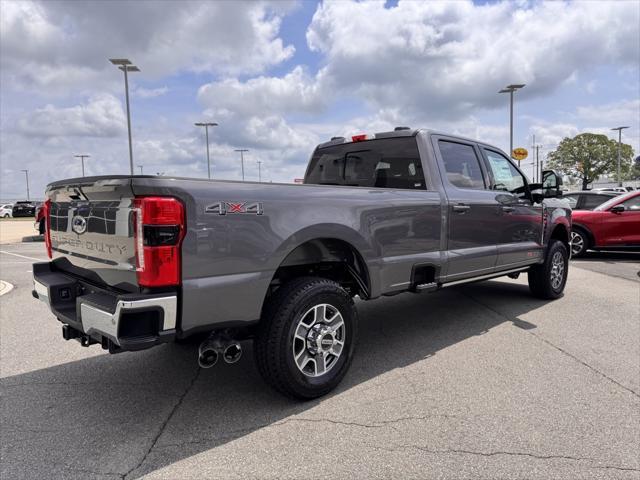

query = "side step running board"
[[413, 282, 438, 293]]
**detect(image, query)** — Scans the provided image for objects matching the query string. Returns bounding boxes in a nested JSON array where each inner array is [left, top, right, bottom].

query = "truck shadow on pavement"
[[1, 280, 552, 479]]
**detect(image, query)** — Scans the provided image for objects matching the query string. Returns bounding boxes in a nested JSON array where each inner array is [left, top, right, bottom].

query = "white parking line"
[[0, 250, 44, 261]]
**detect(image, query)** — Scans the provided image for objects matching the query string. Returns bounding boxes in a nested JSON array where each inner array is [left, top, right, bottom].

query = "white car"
[[0, 204, 13, 218]]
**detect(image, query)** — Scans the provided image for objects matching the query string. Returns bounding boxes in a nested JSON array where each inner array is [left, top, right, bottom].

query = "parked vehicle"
[[571, 191, 640, 257], [32, 128, 571, 399], [593, 187, 632, 193], [11, 201, 36, 217], [34, 204, 46, 234], [562, 191, 619, 210], [0, 204, 13, 218]]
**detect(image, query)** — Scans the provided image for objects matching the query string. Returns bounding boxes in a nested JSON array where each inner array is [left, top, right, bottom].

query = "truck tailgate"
[[47, 177, 138, 291]]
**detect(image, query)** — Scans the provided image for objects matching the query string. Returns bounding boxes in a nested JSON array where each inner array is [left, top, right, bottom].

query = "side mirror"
[[610, 204, 625, 213], [541, 170, 563, 198]]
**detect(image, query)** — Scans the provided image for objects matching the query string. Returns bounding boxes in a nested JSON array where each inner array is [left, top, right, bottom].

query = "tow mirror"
[[541, 170, 563, 198], [610, 204, 625, 213]]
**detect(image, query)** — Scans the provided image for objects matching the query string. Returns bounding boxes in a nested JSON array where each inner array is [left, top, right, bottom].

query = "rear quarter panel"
[[131, 178, 443, 333]]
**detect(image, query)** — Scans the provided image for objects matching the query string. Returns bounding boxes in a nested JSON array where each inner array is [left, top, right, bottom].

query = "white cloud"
[[304, 0, 639, 118], [0, 1, 296, 93], [14, 94, 126, 137], [198, 66, 326, 117], [134, 86, 169, 99], [575, 99, 640, 126]]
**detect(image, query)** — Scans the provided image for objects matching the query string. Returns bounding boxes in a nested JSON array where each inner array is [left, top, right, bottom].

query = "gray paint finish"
[[42, 130, 571, 335]]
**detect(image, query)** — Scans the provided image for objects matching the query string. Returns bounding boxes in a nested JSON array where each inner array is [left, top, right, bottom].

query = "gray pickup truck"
[[33, 128, 571, 399]]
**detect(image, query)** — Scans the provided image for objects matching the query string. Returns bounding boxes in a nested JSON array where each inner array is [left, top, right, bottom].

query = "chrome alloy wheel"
[[571, 231, 584, 256], [550, 251, 565, 290], [292, 303, 346, 377]]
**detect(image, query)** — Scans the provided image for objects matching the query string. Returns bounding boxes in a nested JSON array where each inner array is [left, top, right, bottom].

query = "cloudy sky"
[[1, 0, 639, 200]]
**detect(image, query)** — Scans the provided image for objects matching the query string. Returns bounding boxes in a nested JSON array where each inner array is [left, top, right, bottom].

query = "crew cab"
[[570, 190, 640, 257], [32, 128, 571, 399]]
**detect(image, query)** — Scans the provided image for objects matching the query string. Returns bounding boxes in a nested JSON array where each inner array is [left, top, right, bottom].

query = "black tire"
[[570, 228, 589, 257], [254, 277, 358, 400], [528, 240, 569, 299]]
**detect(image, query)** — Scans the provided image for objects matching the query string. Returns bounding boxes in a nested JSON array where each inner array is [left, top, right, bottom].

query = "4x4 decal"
[[205, 202, 263, 215]]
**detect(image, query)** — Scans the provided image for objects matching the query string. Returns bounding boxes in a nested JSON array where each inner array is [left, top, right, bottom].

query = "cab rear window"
[[304, 137, 426, 190]]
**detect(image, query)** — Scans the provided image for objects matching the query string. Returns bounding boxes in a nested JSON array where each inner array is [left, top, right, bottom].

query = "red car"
[[571, 191, 640, 257]]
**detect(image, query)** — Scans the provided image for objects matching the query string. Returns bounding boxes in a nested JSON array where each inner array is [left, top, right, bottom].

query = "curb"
[[22, 235, 44, 243], [0, 280, 14, 296]]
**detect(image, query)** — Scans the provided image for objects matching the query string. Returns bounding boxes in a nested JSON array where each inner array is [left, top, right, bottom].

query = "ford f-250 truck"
[[32, 128, 571, 399]]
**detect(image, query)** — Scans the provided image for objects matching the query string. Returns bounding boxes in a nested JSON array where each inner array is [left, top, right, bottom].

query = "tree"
[[545, 133, 635, 190]]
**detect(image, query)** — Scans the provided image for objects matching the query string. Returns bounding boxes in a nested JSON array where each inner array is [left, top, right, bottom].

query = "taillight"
[[43, 199, 52, 259], [134, 197, 185, 287], [351, 134, 369, 142]]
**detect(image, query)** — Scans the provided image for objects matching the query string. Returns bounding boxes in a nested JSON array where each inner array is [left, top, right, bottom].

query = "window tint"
[[438, 141, 485, 189], [582, 195, 610, 210], [483, 150, 525, 193], [563, 195, 579, 209], [305, 137, 426, 189], [622, 195, 640, 211]]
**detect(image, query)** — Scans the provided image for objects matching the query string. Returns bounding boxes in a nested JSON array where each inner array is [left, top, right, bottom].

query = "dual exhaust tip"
[[198, 334, 242, 368]]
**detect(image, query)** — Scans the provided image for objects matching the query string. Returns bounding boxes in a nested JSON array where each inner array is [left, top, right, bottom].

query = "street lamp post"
[[21, 169, 30, 201], [611, 126, 629, 187], [234, 149, 249, 181], [109, 59, 140, 175], [74, 154, 90, 177], [137, 165, 144, 175], [499, 84, 526, 163], [195, 122, 218, 179], [257, 160, 262, 183]]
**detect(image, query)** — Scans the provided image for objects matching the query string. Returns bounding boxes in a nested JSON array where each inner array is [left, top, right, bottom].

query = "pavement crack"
[[123, 366, 201, 479], [154, 414, 457, 451], [462, 291, 640, 400], [376, 444, 640, 472]]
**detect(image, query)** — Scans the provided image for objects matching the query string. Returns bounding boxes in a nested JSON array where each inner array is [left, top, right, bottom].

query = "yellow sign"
[[512, 148, 528, 161]]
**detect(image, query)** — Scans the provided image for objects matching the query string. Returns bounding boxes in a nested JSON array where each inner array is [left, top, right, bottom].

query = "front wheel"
[[528, 240, 569, 299], [254, 277, 357, 399]]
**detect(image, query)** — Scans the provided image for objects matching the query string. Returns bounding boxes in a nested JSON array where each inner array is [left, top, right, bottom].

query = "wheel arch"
[[571, 223, 595, 248], [263, 236, 372, 319]]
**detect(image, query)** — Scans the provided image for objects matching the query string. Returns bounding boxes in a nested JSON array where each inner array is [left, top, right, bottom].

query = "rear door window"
[[305, 137, 426, 190], [582, 195, 610, 210], [563, 195, 579, 209], [437, 141, 485, 189]]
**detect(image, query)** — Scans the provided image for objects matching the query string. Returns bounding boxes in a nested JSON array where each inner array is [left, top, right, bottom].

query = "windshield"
[[595, 191, 637, 211]]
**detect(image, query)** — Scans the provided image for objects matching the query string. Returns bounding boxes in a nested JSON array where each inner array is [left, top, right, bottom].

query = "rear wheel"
[[254, 277, 357, 399], [528, 240, 569, 299], [570, 228, 589, 257]]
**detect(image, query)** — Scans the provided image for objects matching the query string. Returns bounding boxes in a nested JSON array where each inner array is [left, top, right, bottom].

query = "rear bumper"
[[32, 262, 177, 353]]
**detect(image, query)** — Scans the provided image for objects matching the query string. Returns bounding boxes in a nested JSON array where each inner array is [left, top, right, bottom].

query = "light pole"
[[109, 58, 140, 175], [21, 169, 30, 201], [257, 160, 262, 183], [234, 149, 249, 181], [137, 165, 144, 175], [611, 126, 629, 187], [499, 84, 526, 163], [74, 154, 90, 177], [195, 122, 218, 179]]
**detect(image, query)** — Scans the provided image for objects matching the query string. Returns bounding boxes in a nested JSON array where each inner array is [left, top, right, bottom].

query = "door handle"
[[452, 204, 470, 213], [501, 205, 515, 213]]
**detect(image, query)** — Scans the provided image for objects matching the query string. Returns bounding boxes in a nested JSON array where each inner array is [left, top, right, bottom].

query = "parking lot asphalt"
[[1, 243, 638, 480]]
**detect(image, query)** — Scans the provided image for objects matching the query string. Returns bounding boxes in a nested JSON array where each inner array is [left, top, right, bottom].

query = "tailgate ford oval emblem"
[[72, 215, 88, 235]]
